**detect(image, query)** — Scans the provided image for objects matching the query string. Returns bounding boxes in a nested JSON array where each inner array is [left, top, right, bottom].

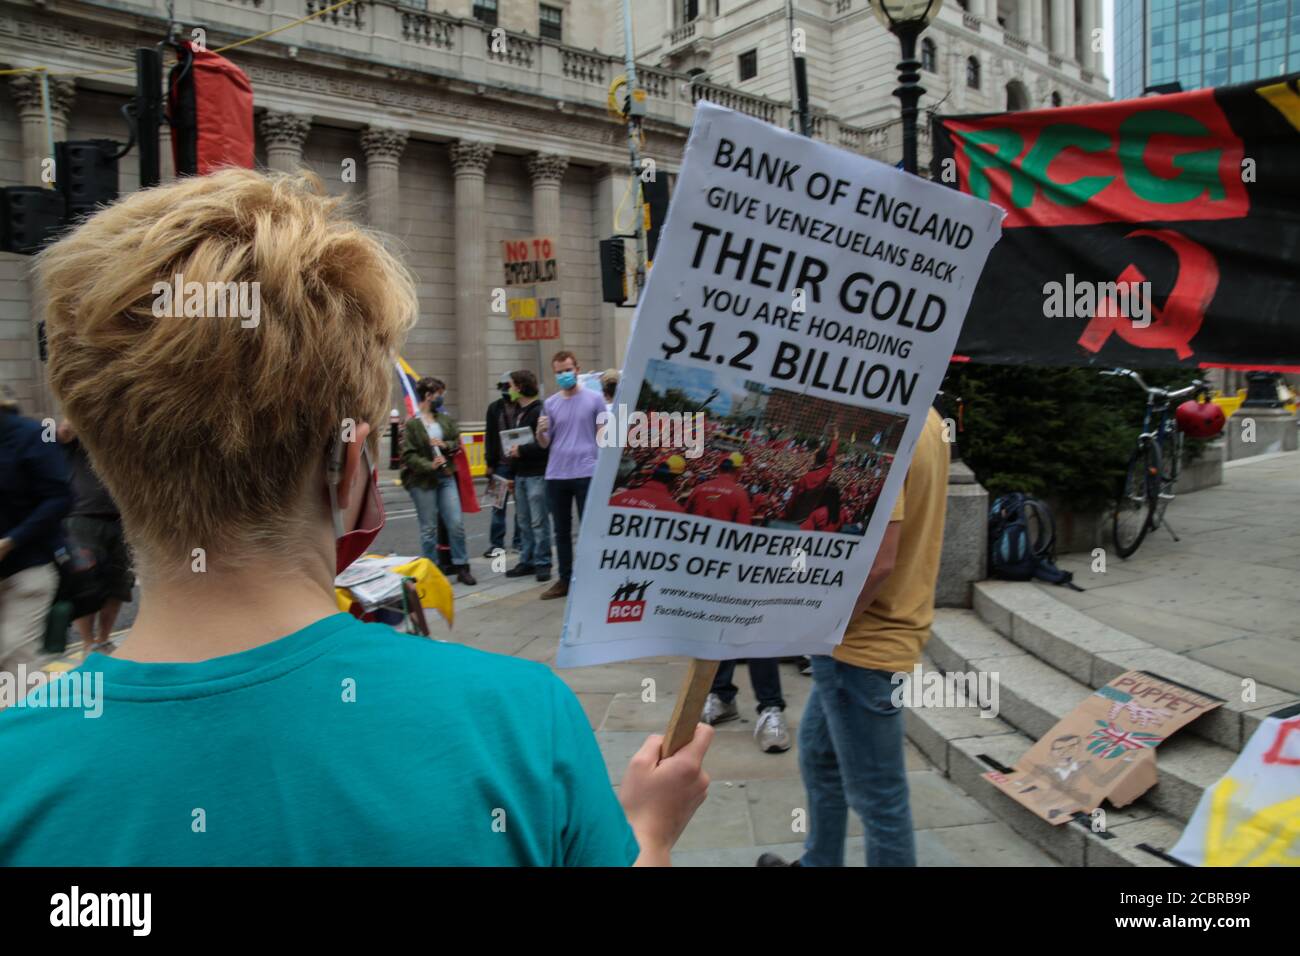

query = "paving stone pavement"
[[1042, 450, 1300, 695], [447, 585, 1055, 867]]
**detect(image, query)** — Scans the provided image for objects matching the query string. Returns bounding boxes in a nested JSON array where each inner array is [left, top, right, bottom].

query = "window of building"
[[921, 38, 937, 72], [1051, 90, 1062, 106], [473, 0, 498, 27], [966, 56, 980, 89], [738, 49, 758, 81], [683, 0, 700, 23], [539, 4, 563, 41]]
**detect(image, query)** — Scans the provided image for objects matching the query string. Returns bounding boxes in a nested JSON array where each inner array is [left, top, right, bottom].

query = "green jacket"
[[400, 412, 461, 489]]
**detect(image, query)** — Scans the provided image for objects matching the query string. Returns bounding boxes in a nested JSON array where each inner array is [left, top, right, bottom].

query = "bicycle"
[[1102, 368, 1211, 559]]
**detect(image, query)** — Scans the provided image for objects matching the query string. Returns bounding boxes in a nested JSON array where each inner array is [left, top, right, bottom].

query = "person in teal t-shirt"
[[0, 168, 712, 867]]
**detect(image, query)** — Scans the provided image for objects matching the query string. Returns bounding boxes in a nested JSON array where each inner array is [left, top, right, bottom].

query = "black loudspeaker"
[[642, 172, 670, 265], [0, 186, 66, 254], [55, 140, 120, 219], [599, 237, 627, 305]]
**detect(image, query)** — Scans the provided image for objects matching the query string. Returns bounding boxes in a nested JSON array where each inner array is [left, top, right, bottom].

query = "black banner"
[[933, 74, 1300, 371]]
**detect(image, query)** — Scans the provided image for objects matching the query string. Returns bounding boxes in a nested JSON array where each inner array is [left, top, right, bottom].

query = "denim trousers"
[[408, 475, 468, 567], [513, 474, 552, 570], [489, 465, 522, 551], [798, 655, 915, 867]]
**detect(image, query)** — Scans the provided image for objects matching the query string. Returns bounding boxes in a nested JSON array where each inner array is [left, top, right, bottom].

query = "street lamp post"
[[872, 0, 943, 175]]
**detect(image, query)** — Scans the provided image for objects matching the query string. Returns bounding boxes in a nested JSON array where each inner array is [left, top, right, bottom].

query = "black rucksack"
[[988, 493, 1083, 590]]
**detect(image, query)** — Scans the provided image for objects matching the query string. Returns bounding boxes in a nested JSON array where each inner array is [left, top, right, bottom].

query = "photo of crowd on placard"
[[609, 360, 909, 535]]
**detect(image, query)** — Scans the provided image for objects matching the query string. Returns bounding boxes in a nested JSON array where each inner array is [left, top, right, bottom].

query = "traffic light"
[[599, 237, 628, 305], [55, 140, 120, 220], [0, 186, 66, 255], [642, 173, 670, 266]]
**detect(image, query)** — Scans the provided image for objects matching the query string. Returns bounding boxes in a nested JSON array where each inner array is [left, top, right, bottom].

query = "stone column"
[[259, 110, 312, 173], [968, 0, 985, 19], [1063, 0, 1077, 61], [1080, 0, 1099, 69], [528, 151, 569, 358], [1017, 0, 1033, 40], [450, 139, 494, 419], [360, 126, 408, 237], [1050, 0, 1066, 55], [1031, 0, 1044, 46], [9, 74, 75, 186], [7, 74, 75, 421], [1088, 0, 1104, 70]]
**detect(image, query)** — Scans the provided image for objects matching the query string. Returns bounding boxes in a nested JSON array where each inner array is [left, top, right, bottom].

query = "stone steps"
[[904, 580, 1299, 866], [970, 581, 1294, 752], [905, 695, 1185, 867]]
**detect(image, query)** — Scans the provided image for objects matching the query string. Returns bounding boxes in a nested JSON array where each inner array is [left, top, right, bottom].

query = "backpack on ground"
[[988, 492, 1083, 591]]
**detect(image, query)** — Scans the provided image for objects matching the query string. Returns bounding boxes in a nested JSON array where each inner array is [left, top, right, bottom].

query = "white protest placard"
[[557, 103, 1003, 668]]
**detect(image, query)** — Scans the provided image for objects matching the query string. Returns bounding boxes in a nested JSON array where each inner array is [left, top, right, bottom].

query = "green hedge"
[[946, 365, 1206, 513]]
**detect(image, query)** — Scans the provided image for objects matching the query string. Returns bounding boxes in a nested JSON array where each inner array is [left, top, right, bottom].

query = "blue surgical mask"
[[431, 396, 444, 411], [556, 371, 577, 390]]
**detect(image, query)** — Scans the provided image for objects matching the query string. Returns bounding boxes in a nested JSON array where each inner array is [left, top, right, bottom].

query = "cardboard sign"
[[1170, 705, 1300, 866], [556, 103, 1003, 667], [513, 318, 560, 341], [502, 236, 558, 286], [507, 296, 562, 321], [984, 670, 1224, 825]]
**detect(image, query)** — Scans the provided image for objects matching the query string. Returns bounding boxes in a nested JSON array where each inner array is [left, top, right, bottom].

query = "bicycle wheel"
[[1113, 441, 1159, 559]]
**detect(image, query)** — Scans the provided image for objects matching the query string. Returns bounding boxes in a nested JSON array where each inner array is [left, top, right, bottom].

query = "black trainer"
[[756, 853, 799, 867], [505, 564, 535, 578], [456, 566, 477, 586], [535, 568, 553, 583]]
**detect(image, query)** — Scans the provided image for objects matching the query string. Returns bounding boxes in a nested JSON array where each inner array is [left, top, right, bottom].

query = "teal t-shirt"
[[0, 613, 638, 866]]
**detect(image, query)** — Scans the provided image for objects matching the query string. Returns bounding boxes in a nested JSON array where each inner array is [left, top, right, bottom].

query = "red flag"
[[454, 444, 480, 514]]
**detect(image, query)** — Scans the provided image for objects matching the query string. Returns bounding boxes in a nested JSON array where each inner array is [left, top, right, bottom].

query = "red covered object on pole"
[[168, 41, 255, 176]]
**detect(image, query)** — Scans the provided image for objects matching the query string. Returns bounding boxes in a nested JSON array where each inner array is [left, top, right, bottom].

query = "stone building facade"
[[1, 0, 1108, 425]]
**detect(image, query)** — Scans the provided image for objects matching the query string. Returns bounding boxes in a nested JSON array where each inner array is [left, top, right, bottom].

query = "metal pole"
[[621, 0, 648, 294], [893, 22, 925, 176], [136, 48, 163, 189], [787, 0, 811, 137]]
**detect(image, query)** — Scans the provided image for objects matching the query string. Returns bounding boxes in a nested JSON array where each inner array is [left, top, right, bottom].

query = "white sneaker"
[[755, 706, 791, 753], [701, 692, 739, 726]]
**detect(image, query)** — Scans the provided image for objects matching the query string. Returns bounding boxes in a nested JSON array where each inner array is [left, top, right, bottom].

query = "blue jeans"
[[489, 465, 522, 551], [798, 656, 915, 867], [513, 475, 552, 570], [546, 476, 590, 582], [408, 476, 468, 567], [712, 659, 785, 713]]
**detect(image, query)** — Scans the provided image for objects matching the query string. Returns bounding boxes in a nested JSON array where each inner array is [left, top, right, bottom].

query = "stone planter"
[[937, 460, 988, 607], [1049, 439, 1224, 554]]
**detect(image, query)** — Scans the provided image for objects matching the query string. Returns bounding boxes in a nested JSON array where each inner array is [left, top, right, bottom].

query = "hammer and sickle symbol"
[[1078, 229, 1220, 360]]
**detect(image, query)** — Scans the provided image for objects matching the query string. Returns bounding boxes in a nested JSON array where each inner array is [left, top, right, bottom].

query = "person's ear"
[[336, 421, 373, 513]]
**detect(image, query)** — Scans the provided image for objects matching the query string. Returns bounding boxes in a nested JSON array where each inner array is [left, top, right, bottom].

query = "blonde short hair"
[[38, 169, 417, 572]]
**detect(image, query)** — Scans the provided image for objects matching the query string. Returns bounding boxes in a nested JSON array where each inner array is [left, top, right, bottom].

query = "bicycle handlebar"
[[1100, 367, 1210, 402]]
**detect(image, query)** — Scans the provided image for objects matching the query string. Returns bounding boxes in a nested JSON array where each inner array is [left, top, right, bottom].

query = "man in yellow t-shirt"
[[759, 407, 949, 868]]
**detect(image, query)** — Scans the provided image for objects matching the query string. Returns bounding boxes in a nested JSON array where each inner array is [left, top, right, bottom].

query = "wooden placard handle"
[[660, 658, 720, 760]]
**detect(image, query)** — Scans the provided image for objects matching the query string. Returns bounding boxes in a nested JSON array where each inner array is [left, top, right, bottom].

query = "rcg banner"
[[932, 74, 1300, 371], [557, 103, 1003, 668]]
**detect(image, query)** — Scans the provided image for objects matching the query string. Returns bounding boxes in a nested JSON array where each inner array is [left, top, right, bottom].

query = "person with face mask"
[[1, 168, 713, 867], [536, 351, 605, 601], [401, 377, 476, 586], [483, 378, 523, 560]]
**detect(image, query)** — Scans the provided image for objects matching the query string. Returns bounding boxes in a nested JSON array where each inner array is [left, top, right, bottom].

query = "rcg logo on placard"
[[607, 579, 652, 623]]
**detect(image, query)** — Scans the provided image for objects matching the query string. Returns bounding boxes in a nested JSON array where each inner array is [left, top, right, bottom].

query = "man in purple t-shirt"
[[537, 350, 604, 600]]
